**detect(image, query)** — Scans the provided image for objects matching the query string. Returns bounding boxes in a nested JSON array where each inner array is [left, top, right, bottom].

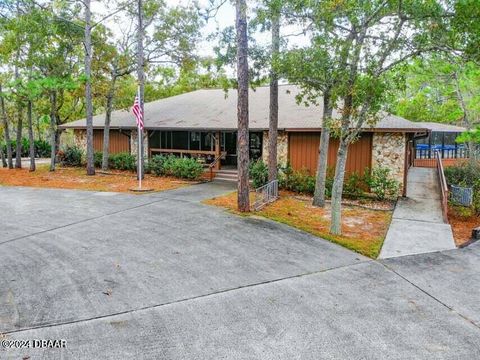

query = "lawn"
[[0, 165, 196, 193], [204, 191, 393, 258]]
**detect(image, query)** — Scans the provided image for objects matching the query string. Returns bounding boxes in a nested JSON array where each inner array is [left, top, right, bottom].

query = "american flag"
[[132, 95, 144, 130]]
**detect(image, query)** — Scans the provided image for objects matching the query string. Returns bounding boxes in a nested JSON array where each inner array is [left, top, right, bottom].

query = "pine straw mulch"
[[0, 165, 198, 194], [448, 205, 480, 247], [203, 191, 393, 258]]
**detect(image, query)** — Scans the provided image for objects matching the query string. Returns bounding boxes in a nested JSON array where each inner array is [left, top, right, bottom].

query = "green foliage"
[[147, 155, 166, 176], [279, 164, 316, 194], [171, 157, 203, 180], [318, 167, 335, 198], [343, 172, 366, 198], [278, 165, 371, 199], [147, 154, 203, 180], [445, 161, 480, 188], [34, 139, 51, 158], [456, 127, 480, 145], [58, 145, 83, 167], [364, 167, 400, 201], [109, 153, 136, 171], [94, 152, 103, 168], [249, 159, 269, 188], [93, 152, 136, 171], [389, 58, 480, 126], [444, 161, 480, 214], [1, 138, 50, 158]]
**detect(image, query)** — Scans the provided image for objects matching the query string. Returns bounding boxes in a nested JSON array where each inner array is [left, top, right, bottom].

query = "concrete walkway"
[[379, 167, 456, 259]]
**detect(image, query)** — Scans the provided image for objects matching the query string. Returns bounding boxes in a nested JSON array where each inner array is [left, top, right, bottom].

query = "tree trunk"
[[268, 9, 280, 182], [452, 72, 476, 164], [14, 43, 22, 169], [312, 94, 332, 207], [136, 0, 145, 180], [15, 107, 23, 169], [102, 76, 117, 171], [468, 139, 478, 161], [330, 138, 349, 235], [49, 92, 57, 171], [0, 83, 13, 169], [84, 0, 95, 176], [27, 100, 35, 171], [236, 0, 250, 212], [0, 145, 6, 168]]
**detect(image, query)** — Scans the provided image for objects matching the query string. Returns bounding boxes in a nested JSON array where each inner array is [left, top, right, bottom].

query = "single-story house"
[[60, 85, 430, 196]]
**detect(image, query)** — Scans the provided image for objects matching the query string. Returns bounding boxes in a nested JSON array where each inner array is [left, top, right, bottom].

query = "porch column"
[[215, 131, 221, 170]]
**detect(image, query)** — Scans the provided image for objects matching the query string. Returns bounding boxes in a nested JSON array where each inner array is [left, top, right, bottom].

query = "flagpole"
[[137, 85, 142, 190]]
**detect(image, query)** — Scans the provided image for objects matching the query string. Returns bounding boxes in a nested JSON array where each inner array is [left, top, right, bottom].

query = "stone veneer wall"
[[73, 130, 87, 152], [371, 132, 406, 193], [130, 129, 149, 159], [262, 130, 289, 167]]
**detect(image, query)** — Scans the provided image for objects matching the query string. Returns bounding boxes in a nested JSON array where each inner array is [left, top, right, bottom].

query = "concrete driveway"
[[0, 184, 479, 359]]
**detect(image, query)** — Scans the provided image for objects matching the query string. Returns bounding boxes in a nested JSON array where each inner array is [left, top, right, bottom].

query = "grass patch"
[[0, 165, 196, 193], [204, 191, 392, 258]]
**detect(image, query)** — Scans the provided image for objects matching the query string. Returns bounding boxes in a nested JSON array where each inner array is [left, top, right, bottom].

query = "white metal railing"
[[252, 180, 279, 211]]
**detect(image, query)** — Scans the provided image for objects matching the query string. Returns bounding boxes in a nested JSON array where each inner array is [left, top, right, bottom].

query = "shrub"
[[59, 145, 83, 167], [174, 157, 203, 179], [35, 140, 51, 158], [444, 161, 480, 188], [148, 154, 203, 180], [109, 152, 136, 171], [161, 155, 179, 176], [343, 172, 366, 198], [445, 161, 480, 214], [365, 167, 400, 200], [147, 155, 165, 176], [94, 152, 103, 168], [279, 164, 315, 194], [249, 159, 268, 188], [1, 138, 52, 158]]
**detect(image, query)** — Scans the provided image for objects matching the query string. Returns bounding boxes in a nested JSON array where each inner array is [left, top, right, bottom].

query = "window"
[[149, 131, 160, 149], [249, 132, 263, 161], [190, 132, 200, 150], [172, 131, 189, 150], [201, 132, 213, 151], [161, 131, 172, 149]]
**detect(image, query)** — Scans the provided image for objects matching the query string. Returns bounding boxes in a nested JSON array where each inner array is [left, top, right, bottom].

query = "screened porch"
[[148, 130, 263, 169]]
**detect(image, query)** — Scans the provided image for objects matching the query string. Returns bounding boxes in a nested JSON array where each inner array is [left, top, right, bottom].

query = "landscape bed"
[[448, 205, 480, 246], [204, 191, 393, 258], [0, 165, 196, 193], [444, 161, 480, 246]]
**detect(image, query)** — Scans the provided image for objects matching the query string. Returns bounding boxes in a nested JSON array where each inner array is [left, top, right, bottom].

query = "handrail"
[[436, 151, 449, 223], [208, 151, 227, 181]]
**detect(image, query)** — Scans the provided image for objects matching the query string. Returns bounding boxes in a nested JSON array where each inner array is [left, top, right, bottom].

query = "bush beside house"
[[249, 159, 399, 201], [445, 161, 480, 215], [59, 146, 203, 180], [147, 154, 203, 180]]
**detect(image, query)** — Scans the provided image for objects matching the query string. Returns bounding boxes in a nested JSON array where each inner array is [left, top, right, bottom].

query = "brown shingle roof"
[[60, 85, 425, 132], [416, 122, 466, 132]]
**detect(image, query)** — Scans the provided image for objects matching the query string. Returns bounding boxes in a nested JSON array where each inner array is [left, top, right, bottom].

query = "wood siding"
[[413, 158, 467, 168], [93, 130, 130, 154], [288, 132, 373, 175]]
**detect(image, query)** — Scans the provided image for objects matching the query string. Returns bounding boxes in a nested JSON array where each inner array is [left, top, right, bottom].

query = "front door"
[[221, 131, 264, 167], [222, 132, 237, 166]]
